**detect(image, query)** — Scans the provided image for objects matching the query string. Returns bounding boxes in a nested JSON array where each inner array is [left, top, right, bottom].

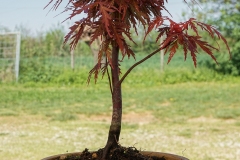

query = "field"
[[0, 54, 240, 160]]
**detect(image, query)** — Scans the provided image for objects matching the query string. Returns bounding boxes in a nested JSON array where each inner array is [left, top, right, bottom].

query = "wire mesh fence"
[[0, 32, 21, 82]]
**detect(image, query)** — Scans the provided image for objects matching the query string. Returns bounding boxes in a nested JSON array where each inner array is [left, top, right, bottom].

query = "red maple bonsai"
[[46, 0, 230, 159]]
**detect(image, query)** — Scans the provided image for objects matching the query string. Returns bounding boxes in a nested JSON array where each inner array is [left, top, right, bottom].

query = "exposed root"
[[101, 141, 114, 160]]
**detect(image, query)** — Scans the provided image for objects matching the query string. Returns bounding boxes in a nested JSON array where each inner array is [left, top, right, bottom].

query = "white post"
[[160, 49, 164, 72], [160, 36, 164, 72], [15, 32, 21, 82], [70, 49, 74, 70]]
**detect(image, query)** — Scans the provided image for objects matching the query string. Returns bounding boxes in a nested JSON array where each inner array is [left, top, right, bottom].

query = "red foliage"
[[146, 17, 230, 67], [46, 0, 230, 81]]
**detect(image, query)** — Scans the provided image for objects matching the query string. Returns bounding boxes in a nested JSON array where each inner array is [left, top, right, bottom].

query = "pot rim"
[[42, 151, 189, 160]]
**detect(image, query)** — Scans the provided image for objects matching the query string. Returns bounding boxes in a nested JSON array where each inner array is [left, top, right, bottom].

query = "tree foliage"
[[46, 0, 230, 82], [185, 0, 239, 75]]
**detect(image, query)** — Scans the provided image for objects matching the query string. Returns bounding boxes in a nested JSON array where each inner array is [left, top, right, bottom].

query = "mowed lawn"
[[0, 81, 240, 160]]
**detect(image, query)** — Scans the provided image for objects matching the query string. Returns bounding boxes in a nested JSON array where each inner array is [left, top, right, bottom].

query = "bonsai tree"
[[46, 0, 230, 159]]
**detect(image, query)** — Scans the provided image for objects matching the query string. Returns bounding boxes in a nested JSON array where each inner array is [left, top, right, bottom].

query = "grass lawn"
[[0, 80, 239, 160]]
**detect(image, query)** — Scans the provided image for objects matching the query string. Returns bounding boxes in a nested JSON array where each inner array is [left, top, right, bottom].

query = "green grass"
[[1, 80, 239, 121], [0, 80, 240, 160]]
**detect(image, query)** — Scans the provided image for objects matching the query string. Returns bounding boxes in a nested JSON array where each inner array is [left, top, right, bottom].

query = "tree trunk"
[[102, 43, 122, 159]]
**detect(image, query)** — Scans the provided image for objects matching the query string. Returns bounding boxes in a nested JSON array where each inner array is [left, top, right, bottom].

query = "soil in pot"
[[49, 146, 186, 160]]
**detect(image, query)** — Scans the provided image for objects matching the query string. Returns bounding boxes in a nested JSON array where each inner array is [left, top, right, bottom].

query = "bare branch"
[[119, 48, 161, 84]]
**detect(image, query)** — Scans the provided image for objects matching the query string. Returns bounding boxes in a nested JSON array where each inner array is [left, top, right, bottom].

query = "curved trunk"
[[102, 44, 122, 159]]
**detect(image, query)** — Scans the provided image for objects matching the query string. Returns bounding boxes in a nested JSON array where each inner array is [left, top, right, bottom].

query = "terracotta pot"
[[42, 151, 189, 160]]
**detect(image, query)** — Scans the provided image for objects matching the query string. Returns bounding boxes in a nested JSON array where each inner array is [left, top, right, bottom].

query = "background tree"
[[184, 0, 239, 75], [46, 0, 229, 159]]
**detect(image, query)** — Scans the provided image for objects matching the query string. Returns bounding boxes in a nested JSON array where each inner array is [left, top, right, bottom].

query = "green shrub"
[[203, 42, 240, 76], [52, 68, 89, 85], [19, 58, 61, 83]]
